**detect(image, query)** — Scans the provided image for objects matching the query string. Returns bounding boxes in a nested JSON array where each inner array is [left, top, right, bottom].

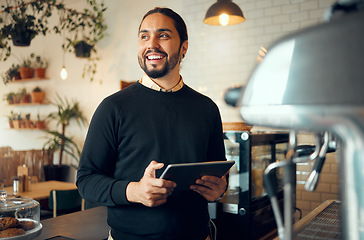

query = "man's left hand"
[[190, 175, 227, 202]]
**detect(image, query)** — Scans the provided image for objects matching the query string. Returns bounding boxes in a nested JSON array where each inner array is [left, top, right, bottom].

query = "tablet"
[[159, 161, 235, 191]]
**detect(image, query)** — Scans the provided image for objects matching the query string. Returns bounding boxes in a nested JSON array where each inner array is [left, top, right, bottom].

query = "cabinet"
[[214, 131, 291, 240]]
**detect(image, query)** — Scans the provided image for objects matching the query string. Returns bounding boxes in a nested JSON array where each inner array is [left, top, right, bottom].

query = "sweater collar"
[[139, 75, 184, 92]]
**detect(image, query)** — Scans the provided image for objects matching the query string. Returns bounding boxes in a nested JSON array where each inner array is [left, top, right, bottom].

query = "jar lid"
[[0, 197, 39, 213]]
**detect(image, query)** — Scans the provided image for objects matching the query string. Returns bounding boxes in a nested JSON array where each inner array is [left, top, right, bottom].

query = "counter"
[[34, 206, 109, 240]]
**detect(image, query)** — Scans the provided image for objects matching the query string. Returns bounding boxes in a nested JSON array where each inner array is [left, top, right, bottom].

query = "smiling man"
[[77, 7, 227, 240]]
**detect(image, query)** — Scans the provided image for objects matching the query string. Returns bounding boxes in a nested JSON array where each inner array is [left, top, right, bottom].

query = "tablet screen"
[[159, 161, 235, 191]]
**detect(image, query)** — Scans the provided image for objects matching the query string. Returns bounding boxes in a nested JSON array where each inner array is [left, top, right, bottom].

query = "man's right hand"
[[126, 160, 176, 207]]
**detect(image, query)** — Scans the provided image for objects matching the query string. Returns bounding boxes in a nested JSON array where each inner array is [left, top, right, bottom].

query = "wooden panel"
[[222, 122, 253, 132], [0, 149, 47, 186], [120, 80, 136, 90]]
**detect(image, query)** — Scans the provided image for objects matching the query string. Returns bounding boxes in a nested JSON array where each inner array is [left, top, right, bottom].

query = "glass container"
[[0, 189, 41, 239]]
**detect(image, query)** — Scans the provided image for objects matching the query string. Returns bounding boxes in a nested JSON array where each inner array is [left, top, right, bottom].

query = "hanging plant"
[[74, 40, 93, 58], [0, 0, 107, 82], [0, 0, 53, 60], [59, 0, 107, 82]]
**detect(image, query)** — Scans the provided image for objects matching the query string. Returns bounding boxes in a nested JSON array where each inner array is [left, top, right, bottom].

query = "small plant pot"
[[35, 68, 46, 78], [7, 99, 14, 105], [36, 120, 46, 130], [18, 67, 34, 79], [31, 91, 45, 103], [74, 41, 93, 58], [12, 96, 20, 104], [13, 120, 22, 129], [11, 32, 32, 47], [14, 73, 21, 80], [25, 120, 33, 129], [9, 120, 14, 129], [20, 94, 31, 103]]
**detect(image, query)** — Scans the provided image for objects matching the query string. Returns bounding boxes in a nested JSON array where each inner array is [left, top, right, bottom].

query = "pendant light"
[[204, 0, 245, 26], [60, 26, 68, 80], [60, 49, 68, 80], [60, 66, 68, 80]]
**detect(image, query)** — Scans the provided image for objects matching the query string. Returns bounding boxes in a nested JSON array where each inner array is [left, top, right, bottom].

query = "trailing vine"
[[0, 0, 107, 82]]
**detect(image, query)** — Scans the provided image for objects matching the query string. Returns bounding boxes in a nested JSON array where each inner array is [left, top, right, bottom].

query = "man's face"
[[138, 13, 185, 79]]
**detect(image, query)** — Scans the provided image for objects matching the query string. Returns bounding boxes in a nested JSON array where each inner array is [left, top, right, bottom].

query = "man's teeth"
[[147, 55, 163, 60]]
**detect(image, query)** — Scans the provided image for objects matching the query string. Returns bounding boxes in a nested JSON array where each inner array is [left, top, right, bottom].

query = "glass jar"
[[0, 194, 42, 238]]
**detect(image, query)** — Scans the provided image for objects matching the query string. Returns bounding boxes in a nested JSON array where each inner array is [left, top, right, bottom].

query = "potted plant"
[[31, 86, 45, 103], [30, 53, 48, 78], [18, 56, 34, 79], [2, 64, 20, 84], [43, 95, 87, 180], [19, 88, 31, 103], [3, 91, 15, 104], [43, 131, 82, 180], [61, 0, 106, 56], [25, 113, 32, 128], [12, 112, 22, 129], [7, 111, 16, 128], [73, 40, 93, 58], [36, 113, 46, 130], [61, 0, 107, 82], [0, 1, 107, 83], [12, 91, 21, 104], [0, 1, 51, 49]]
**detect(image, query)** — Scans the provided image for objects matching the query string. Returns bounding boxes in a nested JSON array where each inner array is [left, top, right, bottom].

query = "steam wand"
[[264, 130, 299, 240], [263, 131, 335, 239]]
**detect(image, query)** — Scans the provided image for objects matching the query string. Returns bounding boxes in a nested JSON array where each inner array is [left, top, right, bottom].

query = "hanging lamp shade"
[[204, 0, 245, 26]]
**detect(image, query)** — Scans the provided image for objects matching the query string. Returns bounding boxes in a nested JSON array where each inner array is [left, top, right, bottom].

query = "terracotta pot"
[[35, 68, 46, 78], [25, 120, 33, 129], [36, 120, 46, 130], [20, 94, 31, 103], [12, 96, 20, 104], [13, 120, 22, 129], [18, 67, 34, 79], [31, 91, 45, 103], [7, 99, 14, 105], [9, 120, 14, 129]]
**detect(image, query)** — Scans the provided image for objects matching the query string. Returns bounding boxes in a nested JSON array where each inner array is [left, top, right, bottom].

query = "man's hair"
[[139, 7, 188, 47]]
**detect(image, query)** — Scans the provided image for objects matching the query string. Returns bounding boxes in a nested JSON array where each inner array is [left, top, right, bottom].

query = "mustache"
[[144, 49, 167, 57]]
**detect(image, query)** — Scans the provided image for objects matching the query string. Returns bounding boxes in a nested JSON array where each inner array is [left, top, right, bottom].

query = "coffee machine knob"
[[239, 208, 246, 216]]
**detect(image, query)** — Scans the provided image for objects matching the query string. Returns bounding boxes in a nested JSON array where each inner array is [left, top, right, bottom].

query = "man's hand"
[[190, 175, 227, 202], [126, 161, 176, 207]]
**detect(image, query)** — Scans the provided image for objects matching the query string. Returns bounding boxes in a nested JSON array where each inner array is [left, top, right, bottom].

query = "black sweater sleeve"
[[76, 97, 130, 206]]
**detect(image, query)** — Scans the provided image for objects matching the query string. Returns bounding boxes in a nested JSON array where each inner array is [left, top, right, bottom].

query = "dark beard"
[[138, 49, 180, 79], [143, 61, 169, 78]]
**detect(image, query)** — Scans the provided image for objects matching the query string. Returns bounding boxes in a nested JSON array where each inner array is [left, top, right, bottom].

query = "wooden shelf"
[[9, 128, 47, 131], [9, 102, 50, 106], [9, 77, 49, 83]]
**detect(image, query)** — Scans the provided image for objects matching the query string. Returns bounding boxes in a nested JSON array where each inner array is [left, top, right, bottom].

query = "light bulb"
[[60, 66, 68, 80], [219, 13, 229, 26]]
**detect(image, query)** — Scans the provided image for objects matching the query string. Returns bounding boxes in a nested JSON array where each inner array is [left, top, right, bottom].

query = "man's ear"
[[181, 40, 188, 58]]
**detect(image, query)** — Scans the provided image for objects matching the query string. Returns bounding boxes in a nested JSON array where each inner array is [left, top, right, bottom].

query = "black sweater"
[[76, 82, 226, 240]]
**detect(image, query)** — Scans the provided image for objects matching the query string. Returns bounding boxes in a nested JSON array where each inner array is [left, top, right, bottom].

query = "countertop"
[[34, 206, 109, 240]]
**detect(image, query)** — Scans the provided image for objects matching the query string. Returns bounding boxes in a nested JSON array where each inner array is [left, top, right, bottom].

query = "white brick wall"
[[180, 0, 336, 122], [295, 133, 340, 219]]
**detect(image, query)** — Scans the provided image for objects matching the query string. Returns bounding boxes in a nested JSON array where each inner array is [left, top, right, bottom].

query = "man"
[[77, 7, 227, 240]]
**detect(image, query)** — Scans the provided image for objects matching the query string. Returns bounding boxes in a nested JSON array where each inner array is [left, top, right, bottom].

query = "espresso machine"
[[234, 0, 364, 239]]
